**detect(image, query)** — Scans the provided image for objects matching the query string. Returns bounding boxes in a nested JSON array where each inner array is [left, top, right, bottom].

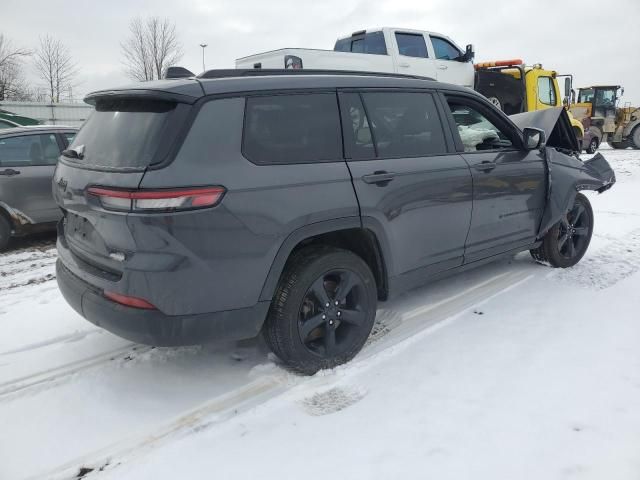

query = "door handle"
[[398, 62, 410, 68], [473, 161, 496, 172], [362, 171, 396, 185], [0, 168, 21, 176], [437, 64, 448, 70]]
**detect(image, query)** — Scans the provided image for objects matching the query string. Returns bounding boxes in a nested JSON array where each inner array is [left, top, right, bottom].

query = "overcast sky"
[[3, 0, 640, 104]]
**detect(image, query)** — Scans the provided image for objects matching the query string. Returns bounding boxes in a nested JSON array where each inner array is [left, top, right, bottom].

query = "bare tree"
[[0, 34, 32, 101], [34, 34, 78, 103], [121, 16, 183, 81]]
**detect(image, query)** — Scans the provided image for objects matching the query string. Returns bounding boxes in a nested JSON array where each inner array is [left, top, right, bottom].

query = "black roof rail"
[[196, 68, 435, 81]]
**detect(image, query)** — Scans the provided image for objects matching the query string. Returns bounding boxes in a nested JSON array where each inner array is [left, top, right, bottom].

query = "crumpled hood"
[[510, 107, 580, 153]]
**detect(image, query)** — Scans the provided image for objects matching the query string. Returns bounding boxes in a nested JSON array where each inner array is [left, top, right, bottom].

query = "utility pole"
[[200, 43, 208, 72]]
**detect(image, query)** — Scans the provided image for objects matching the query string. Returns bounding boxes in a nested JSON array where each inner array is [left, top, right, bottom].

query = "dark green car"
[[0, 109, 40, 129]]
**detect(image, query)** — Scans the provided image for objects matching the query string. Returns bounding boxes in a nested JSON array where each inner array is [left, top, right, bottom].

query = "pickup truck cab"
[[236, 27, 475, 88]]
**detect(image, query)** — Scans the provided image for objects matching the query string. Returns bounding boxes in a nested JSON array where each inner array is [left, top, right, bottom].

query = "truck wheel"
[[530, 193, 593, 268], [586, 137, 598, 154], [0, 216, 11, 252], [486, 96, 503, 111], [263, 246, 377, 375], [631, 126, 640, 149]]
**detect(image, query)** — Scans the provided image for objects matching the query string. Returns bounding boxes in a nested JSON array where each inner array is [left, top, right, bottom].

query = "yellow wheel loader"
[[570, 85, 640, 150], [474, 60, 586, 149]]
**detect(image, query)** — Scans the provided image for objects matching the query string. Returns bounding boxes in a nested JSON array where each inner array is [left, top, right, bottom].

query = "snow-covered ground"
[[1, 146, 639, 480]]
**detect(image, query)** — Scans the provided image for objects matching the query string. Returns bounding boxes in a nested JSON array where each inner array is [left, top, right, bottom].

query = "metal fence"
[[0, 101, 93, 127]]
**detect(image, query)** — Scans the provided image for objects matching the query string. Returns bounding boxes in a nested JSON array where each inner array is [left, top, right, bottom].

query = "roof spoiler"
[[165, 66, 196, 79]]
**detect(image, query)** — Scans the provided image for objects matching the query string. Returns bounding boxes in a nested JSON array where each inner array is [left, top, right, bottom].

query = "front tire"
[[0, 216, 11, 252], [263, 246, 377, 375], [530, 193, 593, 268], [586, 137, 598, 154]]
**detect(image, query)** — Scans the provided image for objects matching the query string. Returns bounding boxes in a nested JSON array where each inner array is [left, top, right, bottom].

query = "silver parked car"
[[0, 126, 77, 250]]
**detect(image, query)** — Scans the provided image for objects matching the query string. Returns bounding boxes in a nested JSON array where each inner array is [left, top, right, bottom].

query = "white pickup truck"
[[235, 27, 475, 88]]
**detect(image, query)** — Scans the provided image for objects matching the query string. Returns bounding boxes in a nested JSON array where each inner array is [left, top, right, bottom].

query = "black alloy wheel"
[[298, 268, 367, 358], [263, 246, 377, 375]]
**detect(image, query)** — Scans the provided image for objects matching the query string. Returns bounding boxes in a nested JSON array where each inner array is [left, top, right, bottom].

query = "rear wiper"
[[61, 145, 85, 159]]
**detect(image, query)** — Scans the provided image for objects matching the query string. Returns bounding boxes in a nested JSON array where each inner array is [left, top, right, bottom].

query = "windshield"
[[69, 98, 180, 169], [578, 88, 594, 103]]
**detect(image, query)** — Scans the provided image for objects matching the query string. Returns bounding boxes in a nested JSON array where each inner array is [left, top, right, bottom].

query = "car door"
[[391, 31, 438, 80], [0, 132, 63, 224], [339, 90, 473, 286], [441, 93, 547, 262], [429, 36, 473, 87]]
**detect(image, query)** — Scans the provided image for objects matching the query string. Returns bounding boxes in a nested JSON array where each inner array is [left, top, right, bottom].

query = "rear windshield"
[[69, 98, 179, 169]]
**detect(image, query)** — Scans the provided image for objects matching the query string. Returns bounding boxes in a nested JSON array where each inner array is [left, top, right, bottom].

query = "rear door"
[[442, 93, 547, 262], [391, 31, 438, 80], [0, 132, 63, 223], [340, 89, 473, 283]]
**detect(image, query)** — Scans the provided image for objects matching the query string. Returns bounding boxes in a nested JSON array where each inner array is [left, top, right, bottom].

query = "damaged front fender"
[[510, 107, 616, 238], [537, 151, 615, 236]]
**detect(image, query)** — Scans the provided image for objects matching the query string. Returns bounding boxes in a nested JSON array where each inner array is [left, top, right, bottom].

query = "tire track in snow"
[[0, 343, 151, 400], [32, 268, 532, 480]]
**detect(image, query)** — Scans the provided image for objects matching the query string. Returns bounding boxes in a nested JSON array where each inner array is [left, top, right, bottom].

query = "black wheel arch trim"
[[258, 216, 393, 302]]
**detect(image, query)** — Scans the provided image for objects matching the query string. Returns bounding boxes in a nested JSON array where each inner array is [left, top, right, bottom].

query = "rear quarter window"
[[243, 93, 342, 165]]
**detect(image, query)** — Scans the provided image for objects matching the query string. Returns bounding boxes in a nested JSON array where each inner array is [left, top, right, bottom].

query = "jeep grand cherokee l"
[[53, 71, 615, 374]]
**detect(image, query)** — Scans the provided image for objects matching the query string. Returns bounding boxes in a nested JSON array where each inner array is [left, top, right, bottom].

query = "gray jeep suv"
[[53, 70, 615, 374]]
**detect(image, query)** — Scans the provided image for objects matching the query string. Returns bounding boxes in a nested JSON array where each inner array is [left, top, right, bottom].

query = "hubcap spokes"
[[299, 269, 366, 357], [558, 202, 589, 258]]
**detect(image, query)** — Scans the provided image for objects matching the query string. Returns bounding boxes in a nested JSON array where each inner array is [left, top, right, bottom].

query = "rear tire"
[[631, 126, 640, 149], [530, 193, 593, 268], [609, 140, 630, 149], [0, 216, 11, 252], [263, 246, 377, 375], [486, 95, 503, 111]]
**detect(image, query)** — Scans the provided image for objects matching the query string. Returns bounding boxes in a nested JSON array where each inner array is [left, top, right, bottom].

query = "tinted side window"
[[430, 36, 462, 61], [446, 101, 514, 152], [360, 92, 447, 157], [537, 76, 556, 106], [243, 93, 342, 164], [339, 93, 375, 160], [0, 134, 60, 167], [395, 33, 428, 58], [334, 32, 387, 55], [0, 120, 16, 129]]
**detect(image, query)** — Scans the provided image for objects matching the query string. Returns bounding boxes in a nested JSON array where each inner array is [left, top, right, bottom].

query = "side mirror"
[[564, 77, 571, 97], [571, 89, 576, 104], [523, 127, 546, 150], [463, 44, 475, 62]]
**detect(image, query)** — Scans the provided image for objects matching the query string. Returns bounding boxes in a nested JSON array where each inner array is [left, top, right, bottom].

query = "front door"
[[442, 94, 547, 262], [339, 90, 473, 284], [0, 133, 62, 224], [429, 36, 473, 87]]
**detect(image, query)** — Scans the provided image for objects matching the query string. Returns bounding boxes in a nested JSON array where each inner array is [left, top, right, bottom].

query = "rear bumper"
[[56, 259, 270, 346]]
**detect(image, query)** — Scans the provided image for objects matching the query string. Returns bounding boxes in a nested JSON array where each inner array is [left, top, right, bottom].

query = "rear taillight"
[[104, 291, 156, 310], [87, 186, 225, 212]]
